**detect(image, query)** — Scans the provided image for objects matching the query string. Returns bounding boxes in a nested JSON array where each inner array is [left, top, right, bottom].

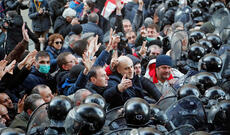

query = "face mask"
[[146, 37, 156, 42], [39, 64, 50, 74]]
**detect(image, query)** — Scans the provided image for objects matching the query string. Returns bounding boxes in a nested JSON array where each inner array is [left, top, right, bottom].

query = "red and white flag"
[[101, 0, 129, 20]]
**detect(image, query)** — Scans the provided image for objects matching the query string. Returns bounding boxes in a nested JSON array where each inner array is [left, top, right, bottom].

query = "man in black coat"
[[81, 13, 104, 43], [103, 56, 162, 108], [5, 11, 39, 53], [54, 8, 79, 38]]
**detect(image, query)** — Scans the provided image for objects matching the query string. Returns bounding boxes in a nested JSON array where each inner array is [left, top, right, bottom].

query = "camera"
[[0, 17, 13, 29], [116, 32, 128, 48], [42, 7, 49, 15]]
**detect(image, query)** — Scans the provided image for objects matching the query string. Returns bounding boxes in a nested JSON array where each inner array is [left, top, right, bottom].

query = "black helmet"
[[193, 0, 209, 9], [189, 31, 206, 44], [166, 0, 178, 8], [124, 98, 150, 126], [130, 127, 163, 135], [64, 103, 105, 135], [188, 0, 195, 6], [198, 53, 223, 72], [198, 39, 213, 53], [204, 86, 226, 100], [149, 104, 161, 117], [188, 43, 206, 62], [161, 9, 175, 27], [83, 94, 106, 109], [178, 84, 201, 99], [209, 1, 225, 14], [0, 128, 24, 135], [206, 34, 222, 50], [208, 100, 230, 128], [47, 96, 72, 127], [188, 72, 218, 94], [191, 8, 203, 18]]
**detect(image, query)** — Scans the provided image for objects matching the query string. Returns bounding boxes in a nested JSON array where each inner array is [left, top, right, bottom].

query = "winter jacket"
[[45, 46, 66, 73], [9, 111, 30, 131], [5, 0, 28, 15], [5, 15, 39, 54], [20, 67, 56, 94], [103, 73, 162, 108], [123, 2, 147, 23], [28, 0, 52, 32], [65, 50, 110, 95], [49, 0, 66, 24], [81, 22, 104, 43], [53, 16, 72, 38]]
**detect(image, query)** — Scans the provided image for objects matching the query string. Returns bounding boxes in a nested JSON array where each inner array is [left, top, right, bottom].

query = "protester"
[[1, 0, 230, 134]]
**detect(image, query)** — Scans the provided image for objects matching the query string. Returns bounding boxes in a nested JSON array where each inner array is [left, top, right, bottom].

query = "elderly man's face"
[[0, 105, 10, 122], [117, 57, 134, 79], [156, 65, 171, 82], [0, 93, 13, 109]]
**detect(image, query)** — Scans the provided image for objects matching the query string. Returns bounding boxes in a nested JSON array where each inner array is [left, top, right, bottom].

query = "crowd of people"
[[0, 0, 229, 134]]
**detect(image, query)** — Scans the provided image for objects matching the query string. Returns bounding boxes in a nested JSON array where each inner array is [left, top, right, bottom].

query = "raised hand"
[[116, 0, 124, 11], [110, 50, 118, 70], [0, 60, 8, 79], [18, 50, 37, 70], [138, 0, 143, 11], [17, 94, 27, 113], [82, 51, 96, 75], [4, 60, 16, 74], [139, 41, 147, 57], [106, 29, 115, 52], [88, 35, 101, 57], [118, 74, 132, 92], [22, 23, 29, 42]]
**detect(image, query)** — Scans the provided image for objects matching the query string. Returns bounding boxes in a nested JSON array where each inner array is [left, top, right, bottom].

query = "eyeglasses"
[[55, 41, 63, 45]]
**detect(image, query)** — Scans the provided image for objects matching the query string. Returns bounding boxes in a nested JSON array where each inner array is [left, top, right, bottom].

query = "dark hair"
[[31, 84, 49, 94], [72, 40, 88, 57], [88, 66, 103, 81], [24, 94, 42, 112], [57, 52, 72, 69], [35, 51, 50, 61], [48, 33, 64, 47], [147, 24, 159, 32], [88, 13, 99, 23]]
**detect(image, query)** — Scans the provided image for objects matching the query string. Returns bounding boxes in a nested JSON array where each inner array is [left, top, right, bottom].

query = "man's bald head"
[[117, 56, 134, 79], [0, 104, 10, 122]]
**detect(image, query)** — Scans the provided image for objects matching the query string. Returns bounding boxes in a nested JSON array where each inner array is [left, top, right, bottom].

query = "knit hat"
[[156, 55, 172, 68]]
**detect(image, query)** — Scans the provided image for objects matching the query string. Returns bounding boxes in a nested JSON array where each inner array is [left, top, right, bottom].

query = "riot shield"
[[26, 103, 49, 135], [108, 117, 127, 130], [220, 50, 230, 78], [170, 30, 188, 67], [105, 106, 123, 127], [167, 124, 195, 135], [211, 8, 230, 37], [104, 128, 133, 135], [165, 96, 207, 130], [156, 96, 177, 111]]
